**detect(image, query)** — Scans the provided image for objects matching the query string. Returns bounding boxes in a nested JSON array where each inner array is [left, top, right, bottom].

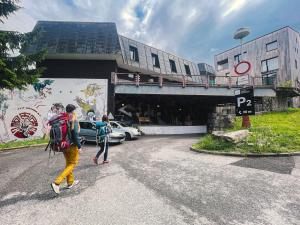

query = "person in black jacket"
[[51, 104, 82, 194]]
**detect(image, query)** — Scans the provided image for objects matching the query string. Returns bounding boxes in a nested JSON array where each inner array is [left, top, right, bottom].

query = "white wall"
[[139, 125, 207, 135], [0, 78, 107, 142]]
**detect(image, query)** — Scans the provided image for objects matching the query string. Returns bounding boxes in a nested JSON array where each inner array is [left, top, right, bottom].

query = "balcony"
[[111, 72, 278, 89]]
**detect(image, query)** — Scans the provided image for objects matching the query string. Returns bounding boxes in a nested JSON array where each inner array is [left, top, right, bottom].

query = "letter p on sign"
[[237, 97, 246, 107]]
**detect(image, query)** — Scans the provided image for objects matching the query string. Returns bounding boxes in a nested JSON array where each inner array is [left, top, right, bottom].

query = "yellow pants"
[[54, 145, 79, 186]]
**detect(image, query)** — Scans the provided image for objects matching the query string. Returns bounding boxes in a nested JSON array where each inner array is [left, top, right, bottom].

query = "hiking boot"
[[67, 180, 79, 189], [93, 157, 98, 165], [51, 182, 60, 194]]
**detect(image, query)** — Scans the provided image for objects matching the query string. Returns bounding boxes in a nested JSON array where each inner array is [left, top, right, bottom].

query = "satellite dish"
[[234, 27, 251, 40]]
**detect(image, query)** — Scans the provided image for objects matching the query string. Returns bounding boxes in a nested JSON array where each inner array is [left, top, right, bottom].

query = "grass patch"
[[193, 135, 235, 152], [0, 137, 49, 150], [193, 108, 300, 154]]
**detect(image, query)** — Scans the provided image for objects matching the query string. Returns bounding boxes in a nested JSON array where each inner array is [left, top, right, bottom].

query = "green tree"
[[0, 0, 45, 90]]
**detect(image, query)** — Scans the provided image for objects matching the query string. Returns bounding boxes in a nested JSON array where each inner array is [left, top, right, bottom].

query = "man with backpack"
[[93, 115, 112, 165], [51, 104, 82, 194]]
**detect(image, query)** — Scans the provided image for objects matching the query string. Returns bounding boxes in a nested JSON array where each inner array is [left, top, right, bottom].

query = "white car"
[[110, 121, 141, 140]]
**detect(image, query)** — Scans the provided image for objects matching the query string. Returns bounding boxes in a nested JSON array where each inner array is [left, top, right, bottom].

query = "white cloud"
[[120, 0, 139, 29], [0, 0, 268, 63], [222, 0, 247, 18]]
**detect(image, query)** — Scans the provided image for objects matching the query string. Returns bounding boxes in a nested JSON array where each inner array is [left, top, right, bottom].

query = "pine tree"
[[0, 0, 45, 90]]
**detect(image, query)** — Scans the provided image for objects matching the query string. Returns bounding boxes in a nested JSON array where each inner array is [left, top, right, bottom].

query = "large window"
[[217, 58, 229, 71], [262, 73, 276, 85], [169, 59, 177, 73], [129, 45, 139, 62], [266, 41, 278, 52], [184, 64, 191, 75], [261, 57, 279, 73], [234, 54, 241, 64], [151, 53, 160, 68]]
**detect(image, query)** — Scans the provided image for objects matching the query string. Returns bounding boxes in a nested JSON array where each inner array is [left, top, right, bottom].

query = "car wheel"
[[125, 132, 131, 140]]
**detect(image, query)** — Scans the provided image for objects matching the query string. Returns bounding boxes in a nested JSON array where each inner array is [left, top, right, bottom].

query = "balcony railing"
[[111, 72, 277, 89]]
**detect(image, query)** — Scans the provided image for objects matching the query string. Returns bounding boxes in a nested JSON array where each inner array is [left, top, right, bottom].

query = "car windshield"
[[119, 122, 129, 127]]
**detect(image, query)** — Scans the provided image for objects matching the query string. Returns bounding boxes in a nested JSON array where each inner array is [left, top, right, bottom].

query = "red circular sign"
[[234, 61, 251, 75], [11, 112, 39, 138]]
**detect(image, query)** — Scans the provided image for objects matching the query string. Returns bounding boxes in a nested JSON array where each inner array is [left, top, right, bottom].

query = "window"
[[151, 53, 160, 68], [184, 64, 191, 75], [217, 58, 229, 70], [110, 122, 118, 128], [262, 73, 276, 85], [266, 41, 278, 51], [79, 122, 94, 129], [79, 122, 88, 129], [234, 54, 241, 64], [129, 46, 139, 62], [261, 57, 279, 73], [209, 76, 216, 86], [169, 59, 177, 73], [296, 60, 298, 69], [119, 122, 129, 127]]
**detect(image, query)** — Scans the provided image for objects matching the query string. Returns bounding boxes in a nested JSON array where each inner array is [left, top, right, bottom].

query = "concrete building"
[[23, 21, 218, 135], [10, 21, 291, 138], [214, 26, 300, 107]]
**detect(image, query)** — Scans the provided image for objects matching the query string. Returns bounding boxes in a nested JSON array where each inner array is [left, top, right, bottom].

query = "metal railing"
[[111, 72, 277, 89]]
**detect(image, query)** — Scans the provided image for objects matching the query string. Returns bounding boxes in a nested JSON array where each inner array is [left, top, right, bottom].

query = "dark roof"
[[26, 21, 121, 55]]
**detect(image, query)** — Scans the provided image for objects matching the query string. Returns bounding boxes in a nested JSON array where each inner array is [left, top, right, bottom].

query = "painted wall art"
[[0, 78, 107, 143]]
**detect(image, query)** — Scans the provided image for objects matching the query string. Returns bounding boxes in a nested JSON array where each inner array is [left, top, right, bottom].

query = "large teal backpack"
[[95, 121, 111, 143]]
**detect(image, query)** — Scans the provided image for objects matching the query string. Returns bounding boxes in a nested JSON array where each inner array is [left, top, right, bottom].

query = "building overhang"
[[115, 84, 277, 97], [276, 87, 300, 97]]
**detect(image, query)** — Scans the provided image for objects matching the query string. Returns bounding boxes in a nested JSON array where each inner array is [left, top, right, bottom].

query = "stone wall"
[[291, 96, 300, 108], [261, 96, 288, 111], [207, 95, 290, 133], [207, 105, 236, 132]]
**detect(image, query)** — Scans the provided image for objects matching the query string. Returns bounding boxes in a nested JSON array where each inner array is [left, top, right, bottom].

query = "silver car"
[[79, 120, 125, 144], [110, 121, 142, 140]]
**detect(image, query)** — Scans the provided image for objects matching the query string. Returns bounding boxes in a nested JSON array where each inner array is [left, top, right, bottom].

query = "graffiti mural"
[[11, 112, 39, 138], [75, 83, 106, 118], [0, 78, 108, 143]]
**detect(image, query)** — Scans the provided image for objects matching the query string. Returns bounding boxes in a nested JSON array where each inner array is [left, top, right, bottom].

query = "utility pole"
[[234, 28, 251, 128]]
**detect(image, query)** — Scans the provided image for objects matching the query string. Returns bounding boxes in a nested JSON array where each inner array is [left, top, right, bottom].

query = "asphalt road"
[[0, 136, 299, 225]]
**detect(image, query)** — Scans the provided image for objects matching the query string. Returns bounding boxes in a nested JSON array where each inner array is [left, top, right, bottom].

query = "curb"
[[190, 146, 300, 157], [0, 143, 48, 152]]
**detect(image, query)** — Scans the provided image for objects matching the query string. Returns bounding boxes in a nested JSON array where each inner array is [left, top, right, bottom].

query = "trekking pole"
[[104, 135, 107, 156], [44, 140, 50, 151]]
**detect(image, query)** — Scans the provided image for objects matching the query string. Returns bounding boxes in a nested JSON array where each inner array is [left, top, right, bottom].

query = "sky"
[[1, 0, 300, 65]]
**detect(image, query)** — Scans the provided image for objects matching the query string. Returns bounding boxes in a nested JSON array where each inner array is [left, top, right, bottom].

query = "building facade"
[[214, 26, 300, 107], [24, 21, 214, 131]]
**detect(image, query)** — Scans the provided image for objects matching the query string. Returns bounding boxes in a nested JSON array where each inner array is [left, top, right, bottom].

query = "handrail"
[[112, 72, 278, 88]]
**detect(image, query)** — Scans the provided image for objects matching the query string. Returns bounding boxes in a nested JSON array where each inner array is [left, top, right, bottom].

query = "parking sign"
[[235, 87, 255, 116]]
